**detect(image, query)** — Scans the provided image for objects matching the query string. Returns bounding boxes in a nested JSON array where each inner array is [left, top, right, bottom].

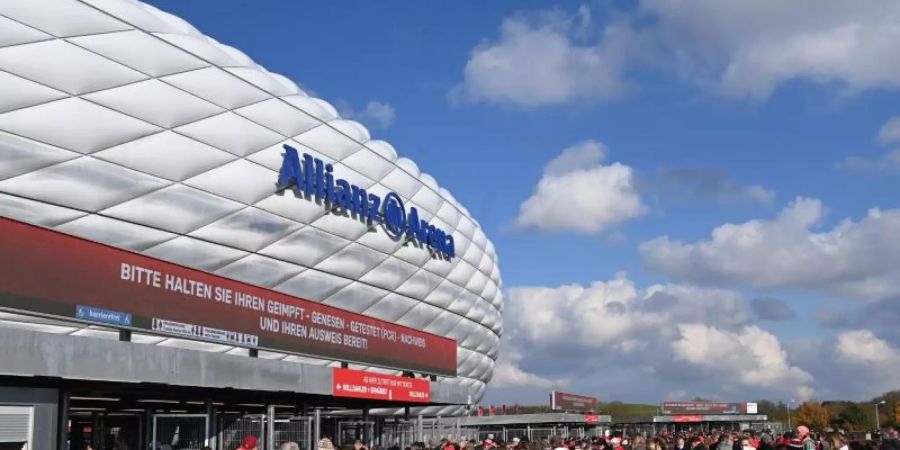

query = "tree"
[[756, 400, 789, 423], [792, 402, 833, 431], [837, 404, 871, 431]]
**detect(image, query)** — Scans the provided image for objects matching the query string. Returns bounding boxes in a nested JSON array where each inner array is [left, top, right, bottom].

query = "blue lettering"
[[276, 150, 454, 258], [368, 193, 382, 223], [277, 144, 303, 189], [336, 179, 352, 210], [350, 186, 368, 217], [314, 158, 325, 201], [302, 153, 315, 195]]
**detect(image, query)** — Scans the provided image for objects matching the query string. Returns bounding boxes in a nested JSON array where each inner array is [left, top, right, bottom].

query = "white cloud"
[[516, 140, 646, 233], [838, 149, 900, 173], [456, 2, 900, 107], [490, 275, 817, 402], [452, 9, 635, 107], [836, 330, 898, 364], [337, 100, 396, 128], [877, 116, 900, 145], [543, 140, 605, 176], [672, 324, 814, 399], [643, 0, 900, 99], [839, 117, 900, 173], [491, 345, 568, 390], [832, 330, 900, 395], [640, 197, 900, 300]]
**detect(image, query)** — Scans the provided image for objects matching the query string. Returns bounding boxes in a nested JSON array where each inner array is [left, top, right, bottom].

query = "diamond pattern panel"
[[0, 16, 51, 47], [84, 79, 223, 128], [176, 111, 283, 157], [0, 97, 160, 154], [0, 71, 67, 114], [70, 29, 209, 77], [0, 39, 147, 95], [1, 0, 130, 38], [189, 207, 300, 252], [0, 132, 79, 180], [0, 0, 502, 402], [184, 159, 276, 205], [93, 131, 236, 181], [0, 156, 168, 211], [102, 184, 242, 234]]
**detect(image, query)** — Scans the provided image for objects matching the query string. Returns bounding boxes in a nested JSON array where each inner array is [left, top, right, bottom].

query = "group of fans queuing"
[[379, 426, 900, 450], [222, 426, 900, 450]]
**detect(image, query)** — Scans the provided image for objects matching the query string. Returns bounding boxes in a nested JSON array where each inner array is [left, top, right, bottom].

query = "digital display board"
[[661, 402, 756, 415], [551, 391, 598, 412], [0, 217, 457, 376]]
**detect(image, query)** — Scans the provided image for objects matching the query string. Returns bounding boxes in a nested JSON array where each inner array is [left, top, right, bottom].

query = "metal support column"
[[206, 399, 216, 450], [56, 389, 68, 450], [417, 415, 424, 444], [267, 405, 276, 450], [362, 409, 370, 447], [314, 408, 322, 449]]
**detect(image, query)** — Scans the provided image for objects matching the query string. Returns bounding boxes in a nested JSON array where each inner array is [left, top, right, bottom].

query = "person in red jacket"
[[237, 436, 259, 450]]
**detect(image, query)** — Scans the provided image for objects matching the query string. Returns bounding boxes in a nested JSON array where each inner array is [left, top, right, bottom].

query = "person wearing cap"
[[795, 427, 814, 450], [237, 436, 259, 450], [318, 438, 336, 450]]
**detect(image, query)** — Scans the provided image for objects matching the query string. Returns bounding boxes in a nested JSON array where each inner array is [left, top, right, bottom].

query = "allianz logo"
[[276, 144, 456, 260]]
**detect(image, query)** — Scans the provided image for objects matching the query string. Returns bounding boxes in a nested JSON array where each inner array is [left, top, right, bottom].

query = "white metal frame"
[[0, 405, 34, 450], [152, 413, 209, 450]]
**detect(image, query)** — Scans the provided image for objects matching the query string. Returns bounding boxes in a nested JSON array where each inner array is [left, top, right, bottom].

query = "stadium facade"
[[0, 0, 502, 447]]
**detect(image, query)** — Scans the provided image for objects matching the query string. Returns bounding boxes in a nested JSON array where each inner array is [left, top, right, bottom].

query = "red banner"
[[584, 414, 600, 424], [673, 415, 704, 423], [0, 217, 457, 376], [332, 368, 430, 403]]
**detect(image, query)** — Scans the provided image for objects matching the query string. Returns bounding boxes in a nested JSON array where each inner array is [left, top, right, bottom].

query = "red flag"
[[489, 405, 496, 416], [477, 406, 484, 416]]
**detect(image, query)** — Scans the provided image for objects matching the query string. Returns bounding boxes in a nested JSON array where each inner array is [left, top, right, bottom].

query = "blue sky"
[[145, 0, 900, 404]]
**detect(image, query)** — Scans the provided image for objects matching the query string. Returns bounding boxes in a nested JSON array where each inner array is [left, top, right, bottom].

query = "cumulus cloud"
[[640, 197, 900, 301], [336, 100, 396, 128], [489, 274, 817, 402], [456, 2, 900, 107], [750, 297, 797, 321], [878, 116, 900, 145], [672, 324, 814, 399], [451, 8, 636, 107], [516, 141, 646, 233], [840, 117, 900, 173], [836, 330, 898, 364], [838, 149, 900, 173], [657, 167, 776, 204], [832, 330, 900, 395], [644, 0, 900, 99], [491, 344, 568, 390]]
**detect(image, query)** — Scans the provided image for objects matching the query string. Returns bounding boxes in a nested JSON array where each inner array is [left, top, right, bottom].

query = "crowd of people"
[[220, 426, 900, 450], [380, 426, 900, 450]]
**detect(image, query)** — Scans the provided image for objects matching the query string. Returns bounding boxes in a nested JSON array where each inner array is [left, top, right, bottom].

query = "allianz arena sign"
[[277, 144, 456, 259]]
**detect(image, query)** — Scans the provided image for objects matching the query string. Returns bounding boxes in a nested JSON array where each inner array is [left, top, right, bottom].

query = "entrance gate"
[[153, 414, 209, 450], [219, 414, 266, 450], [272, 416, 311, 450]]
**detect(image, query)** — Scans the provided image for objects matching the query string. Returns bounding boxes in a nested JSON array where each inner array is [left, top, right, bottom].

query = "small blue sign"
[[75, 305, 132, 327]]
